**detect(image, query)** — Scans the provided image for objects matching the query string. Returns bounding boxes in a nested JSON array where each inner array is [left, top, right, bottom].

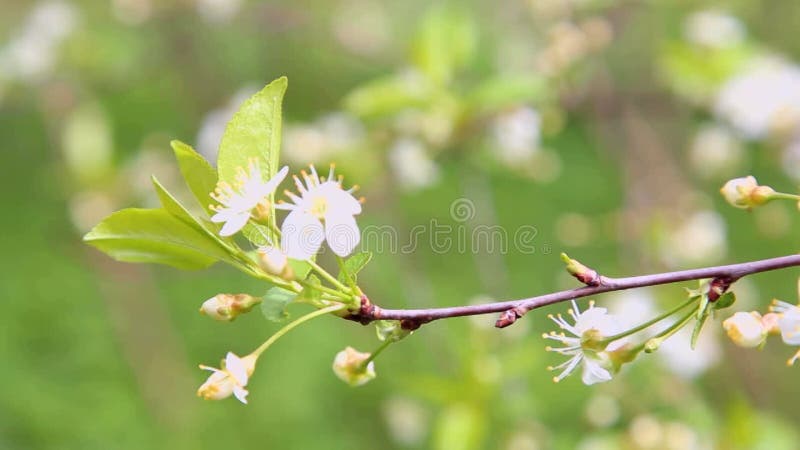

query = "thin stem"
[[771, 192, 800, 202], [645, 305, 699, 349], [295, 278, 351, 300], [307, 258, 351, 293], [253, 304, 345, 357], [362, 339, 392, 367], [601, 295, 699, 343]]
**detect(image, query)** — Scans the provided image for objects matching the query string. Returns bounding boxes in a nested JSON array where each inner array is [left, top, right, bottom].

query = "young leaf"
[[261, 287, 297, 322], [171, 140, 217, 214], [343, 74, 433, 119], [288, 259, 312, 281], [151, 176, 235, 256], [217, 77, 287, 185], [84, 208, 231, 270], [713, 292, 736, 310], [216, 77, 288, 245], [337, 251, 373, 284], [691, 297, 711, 349], [411, 6, 476, 86]]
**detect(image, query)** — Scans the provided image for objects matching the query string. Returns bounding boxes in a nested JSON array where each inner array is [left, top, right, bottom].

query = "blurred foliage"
[[3, 0, 800, 449]]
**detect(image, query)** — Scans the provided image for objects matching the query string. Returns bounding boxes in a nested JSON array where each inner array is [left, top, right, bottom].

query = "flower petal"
[[218, 212, 251, 237], [324, 212, 360, 257], [280, 209, 325, 260], [233, 386, 249, 404], [581, 359, 613, 385], [225, 352, 249, 386]]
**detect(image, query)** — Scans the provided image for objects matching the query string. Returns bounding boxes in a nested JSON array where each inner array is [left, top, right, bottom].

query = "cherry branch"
[[347, 254, 800, 330]]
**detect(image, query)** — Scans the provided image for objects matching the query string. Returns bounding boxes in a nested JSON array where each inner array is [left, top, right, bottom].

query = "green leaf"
[[151, 176, 235, 253], [261, 287, 297, 322], [217, 77, 288, 245], [466, 74, 547, 113], [217, 77, 287, 185], [171, 140, 217, 214], [84, 208, 231, 270], [337, 251, 373, 284], [411, 6, 477, 86], [297, 275, 322, 304], [343, 74, 434, 119], [713, 291, 737, 310]]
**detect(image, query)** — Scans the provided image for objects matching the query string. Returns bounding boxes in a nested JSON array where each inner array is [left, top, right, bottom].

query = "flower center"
[[310, 196, 328, 218]]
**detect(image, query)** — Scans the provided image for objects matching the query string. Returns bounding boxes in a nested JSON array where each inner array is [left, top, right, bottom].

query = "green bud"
[[375, 320, 413, 342], [560, 253, 600, 286], [332, 347, 376, 387]]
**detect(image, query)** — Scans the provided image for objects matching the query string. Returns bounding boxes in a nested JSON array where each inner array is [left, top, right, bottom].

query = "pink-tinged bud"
[[720, 176, 774, 209], [332, 347, 376, 387], [199, 294, 261, 321], [723, 312, 767, 348]]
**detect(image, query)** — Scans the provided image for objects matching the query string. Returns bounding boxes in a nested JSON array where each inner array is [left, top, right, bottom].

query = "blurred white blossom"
[[492, 107, 542, 165], [388, 138, 440, 191], [688, 124, 743, 178], [684, 10, 745, 49], [382, 396, 429, 446], [715, 59, 800, 139], [112, 0, 153, 25], [283, 113, 364, 164], [197, 0, 242, 24], [196, 87, 258, 162], [331, 0, 390, 57], [657, 323, 721, 379], [661, 211, 727, 268], [781, 137, 800, 181], [0, 1, 79, 81]]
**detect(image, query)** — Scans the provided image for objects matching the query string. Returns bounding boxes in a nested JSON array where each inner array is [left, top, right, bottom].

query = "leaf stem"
[[601, 295, 699, 344], [362, 339, 392, 367]]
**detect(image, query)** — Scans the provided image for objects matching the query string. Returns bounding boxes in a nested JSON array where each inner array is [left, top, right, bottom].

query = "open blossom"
[[197, 352, 258, 404], [277, 164, 362, 260], [543, 300, 626, 385], [723, 312, 767, 348], [210, 160, 288, 236], [771, 300, 800, 365]]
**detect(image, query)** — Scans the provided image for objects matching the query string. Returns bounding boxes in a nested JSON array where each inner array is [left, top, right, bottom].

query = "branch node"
[[495, 307, 525, 328], [708, 276, 737, 302]]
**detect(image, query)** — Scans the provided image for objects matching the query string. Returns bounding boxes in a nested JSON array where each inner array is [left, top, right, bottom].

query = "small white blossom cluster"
[[197, 159, 365, 403], [722, 278, 800, 366]]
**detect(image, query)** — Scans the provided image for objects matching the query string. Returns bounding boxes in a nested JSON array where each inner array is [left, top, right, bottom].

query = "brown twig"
[[348, 254, 800, 329]]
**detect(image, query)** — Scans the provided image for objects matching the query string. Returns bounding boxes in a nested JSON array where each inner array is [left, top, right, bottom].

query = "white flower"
[[661, 211, 727, 267], [210, 160, 288, 237], [684, 10, 745, 49], [332, 347, 376, 386], [770, 300, 800, 365], [688, 124, 743, 178], [388, 138, 440, 191], [657, 324, 721, 379], [715, 59, 800, 139], [543, 300, 625, 385], [277, 164, 362, 259], [492, 107, 542, 165], [722, 311, 767, 348], [197, 352, 257, 404]]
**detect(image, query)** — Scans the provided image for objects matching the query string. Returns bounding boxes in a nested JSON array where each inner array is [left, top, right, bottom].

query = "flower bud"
[[560, 253, 600, 286], [197, 352, 258, 404], [257, 246, 292, 278], [720, 176, 774, 209], [199, 294, 261, 321], [760, 312, 782, 335], [722, 311, 767, 348], [332, 346, 376, 387]]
